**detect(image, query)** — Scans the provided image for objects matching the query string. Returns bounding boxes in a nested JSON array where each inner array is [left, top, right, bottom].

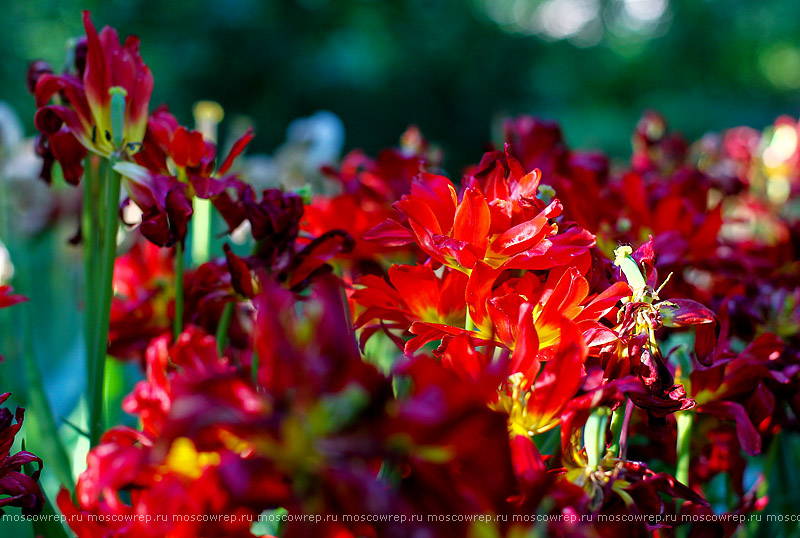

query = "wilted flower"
[[0, 393, 44, 515], [34, 11, 153, 165]]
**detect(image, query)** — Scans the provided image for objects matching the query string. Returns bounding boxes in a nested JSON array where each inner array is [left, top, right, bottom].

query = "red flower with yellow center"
[[495, 317, 589, 437]]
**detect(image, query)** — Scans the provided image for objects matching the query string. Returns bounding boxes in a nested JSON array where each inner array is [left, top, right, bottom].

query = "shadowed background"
[[1, 1, 799, 535], [3, 0, 800, 170]]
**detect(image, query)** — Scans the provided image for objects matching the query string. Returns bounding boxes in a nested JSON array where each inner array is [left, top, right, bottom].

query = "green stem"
[[676, 411, 693, 485], [89, 159, 121, 446], [608, 401, 625, 457], [251, 348, 260, 388], [173, 242, 184, 341], [86, 159, 107, 412], [215, 301, 235, 356]]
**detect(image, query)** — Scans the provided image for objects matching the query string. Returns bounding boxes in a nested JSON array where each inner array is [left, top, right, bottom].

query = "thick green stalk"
[[191, 100, 221, 266], [585, 407, 610, 469], [215, 301, 235, 356], [83, 158, 98, 394], [89, 159, 121, 446], [465, 311, 475, 332], [676, 411, 693, 485], [173, 242, 184, 340]]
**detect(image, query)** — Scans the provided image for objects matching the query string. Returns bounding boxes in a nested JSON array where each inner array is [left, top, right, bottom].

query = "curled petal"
[[661, 298, 718, 365], [697, 401, 761, 456], [363, 218, 414, 246], [0, 286, 28, 309], [217, 127, 254, 175], [452, 188, 490, 256], [287, 230, 354, 289], [224, 244, 256, 298]]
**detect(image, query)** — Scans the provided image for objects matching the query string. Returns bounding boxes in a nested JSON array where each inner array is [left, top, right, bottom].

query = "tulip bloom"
[[496, 318, 589, 437], [367, 170, 595, 274], [132, 106, 255, 193], [34, 11, 153, 165], [353, 263, 468, 351]]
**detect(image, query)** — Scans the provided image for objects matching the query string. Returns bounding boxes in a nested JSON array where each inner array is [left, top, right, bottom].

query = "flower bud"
[[613, 245, 647, 295], [73, 36, 88, 78], [26, 60, 52, 94], [192, 100, 224, 143]]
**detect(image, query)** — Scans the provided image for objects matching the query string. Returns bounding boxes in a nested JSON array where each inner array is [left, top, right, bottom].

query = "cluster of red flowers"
[[17, 10, 800, 538]]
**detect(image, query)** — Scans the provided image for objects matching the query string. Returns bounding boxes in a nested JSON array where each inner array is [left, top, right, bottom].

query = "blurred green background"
[[4, 0, 800, 170], [2, 0, 800, 535]]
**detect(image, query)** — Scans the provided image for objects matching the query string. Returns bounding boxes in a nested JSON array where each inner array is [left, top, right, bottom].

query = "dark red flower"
[[0, 393, 44, 515], [34, 11, 153, 161]]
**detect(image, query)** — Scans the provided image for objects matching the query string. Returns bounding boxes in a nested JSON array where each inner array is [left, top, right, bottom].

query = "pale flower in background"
[[242, 110, 345, 193]]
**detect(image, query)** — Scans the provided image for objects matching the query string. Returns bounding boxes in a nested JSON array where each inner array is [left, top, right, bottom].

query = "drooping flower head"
[[113, 106, 254, 247], [0, 393, 44, 516]]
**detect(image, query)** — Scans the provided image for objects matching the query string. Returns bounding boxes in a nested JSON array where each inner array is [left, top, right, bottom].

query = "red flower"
[[303, 132, 434, 278], [353, 263, 468, 352], [34, 11, 153, 164], [502, 116, 567, 180], [465, 265, 628, 358], [116, 162, 194, 247], [354, 258, 627, 366], [133, 105, 254, 192], [60, 329, 266, 537], [108, 103, 253, 247], [0, 393, 44, 515], [367, 165, 595, 273], [382, 356, 517, 524], [496, 318, 589, 440], [690, 333, 799, 457], [215, 187, 354, 294]]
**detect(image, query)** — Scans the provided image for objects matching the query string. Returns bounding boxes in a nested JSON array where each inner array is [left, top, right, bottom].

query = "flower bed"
[[1, 10, 799, 538]]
